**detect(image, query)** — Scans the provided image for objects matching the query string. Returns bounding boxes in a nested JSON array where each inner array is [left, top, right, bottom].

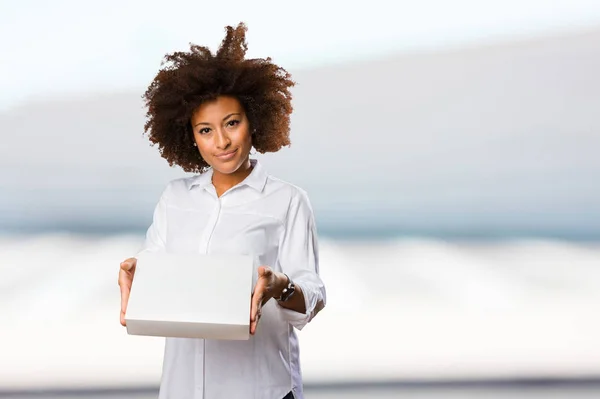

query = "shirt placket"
[[195, 187, 222, 399]]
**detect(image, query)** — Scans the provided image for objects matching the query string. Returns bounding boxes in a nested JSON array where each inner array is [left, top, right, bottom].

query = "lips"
[[215, 148, 238, 160]]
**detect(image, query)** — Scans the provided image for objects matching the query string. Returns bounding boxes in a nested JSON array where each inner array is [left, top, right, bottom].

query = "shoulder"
[[158, 176, 198, 200], [264, 174, 315, 219], [265, 174, 312, 205]]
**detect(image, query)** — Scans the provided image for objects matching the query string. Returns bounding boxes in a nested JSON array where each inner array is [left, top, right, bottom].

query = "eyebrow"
[[194, 113, 241, 127]]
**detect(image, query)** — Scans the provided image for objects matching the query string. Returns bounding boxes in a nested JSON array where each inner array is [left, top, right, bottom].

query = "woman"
[[118, 23, 326, 399]]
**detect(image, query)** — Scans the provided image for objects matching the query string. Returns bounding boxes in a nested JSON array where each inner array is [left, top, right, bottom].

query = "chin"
[[211, 157, 245, 174]]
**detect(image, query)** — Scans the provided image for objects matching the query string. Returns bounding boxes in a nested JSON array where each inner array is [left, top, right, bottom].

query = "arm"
[[273, 189, 326, 329], [248, 188, 326, 334]]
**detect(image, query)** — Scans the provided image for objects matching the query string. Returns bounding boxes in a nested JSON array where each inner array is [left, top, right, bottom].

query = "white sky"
[[2, 0, 600, 109]]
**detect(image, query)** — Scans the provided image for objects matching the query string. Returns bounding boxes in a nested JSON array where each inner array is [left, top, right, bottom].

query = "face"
[[190, 95, 253, 176]]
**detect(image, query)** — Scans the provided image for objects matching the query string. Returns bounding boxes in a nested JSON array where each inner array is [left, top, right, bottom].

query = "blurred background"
[[1, 0, 600, 398]]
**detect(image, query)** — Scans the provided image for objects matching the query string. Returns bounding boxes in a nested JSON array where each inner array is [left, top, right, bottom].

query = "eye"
[[198, 127, 211, 134], [226, 119, 240, 127]]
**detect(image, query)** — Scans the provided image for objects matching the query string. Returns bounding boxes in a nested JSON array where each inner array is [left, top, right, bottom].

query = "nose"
[[214, 128, 231, 150]]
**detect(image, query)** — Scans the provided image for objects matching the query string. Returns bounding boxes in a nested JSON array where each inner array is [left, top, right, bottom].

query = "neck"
[[211, 158, 253, 193]]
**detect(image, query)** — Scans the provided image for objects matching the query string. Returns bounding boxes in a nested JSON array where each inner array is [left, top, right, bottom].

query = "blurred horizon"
[[2, 25, 600, 239]]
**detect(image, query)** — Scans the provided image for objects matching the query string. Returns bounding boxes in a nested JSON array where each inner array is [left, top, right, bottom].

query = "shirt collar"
[[187, 158, 268, 193]]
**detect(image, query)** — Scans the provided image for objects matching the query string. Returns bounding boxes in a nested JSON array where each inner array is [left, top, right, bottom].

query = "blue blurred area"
[[2, 26, 600, 239]]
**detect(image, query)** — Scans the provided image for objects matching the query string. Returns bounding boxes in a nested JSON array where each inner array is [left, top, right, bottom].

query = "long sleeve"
[[136, 186, 169, 257], [276, 189, 326, 330]]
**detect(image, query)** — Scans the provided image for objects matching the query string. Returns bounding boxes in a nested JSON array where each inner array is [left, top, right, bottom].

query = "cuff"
[[275, 282, 325, 330]]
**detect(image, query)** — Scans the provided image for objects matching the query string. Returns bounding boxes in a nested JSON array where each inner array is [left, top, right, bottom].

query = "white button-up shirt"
[[136, 159, 326, 399]]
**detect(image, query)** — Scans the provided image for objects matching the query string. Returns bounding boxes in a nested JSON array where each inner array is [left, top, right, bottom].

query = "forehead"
[[192, 96, 244, 121]]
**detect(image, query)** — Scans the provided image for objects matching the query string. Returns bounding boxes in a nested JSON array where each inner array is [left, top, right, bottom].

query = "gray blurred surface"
[[3, 384, 600, 399]]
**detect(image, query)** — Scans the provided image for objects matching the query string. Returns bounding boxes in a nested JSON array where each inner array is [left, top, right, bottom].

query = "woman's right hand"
[[118, 257, 137, 326]]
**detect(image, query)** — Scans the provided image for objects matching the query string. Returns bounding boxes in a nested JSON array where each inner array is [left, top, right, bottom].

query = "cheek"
[[233, 127, 252, 148], [196, 142, 212, 159]]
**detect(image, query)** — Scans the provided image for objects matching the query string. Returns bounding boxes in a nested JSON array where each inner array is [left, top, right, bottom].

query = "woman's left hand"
[[250, 265, 285, 335]]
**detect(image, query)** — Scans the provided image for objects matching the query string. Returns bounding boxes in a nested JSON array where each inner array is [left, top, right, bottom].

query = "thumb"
[[257, 265, 271, 277], [120, 258, 137, 271]]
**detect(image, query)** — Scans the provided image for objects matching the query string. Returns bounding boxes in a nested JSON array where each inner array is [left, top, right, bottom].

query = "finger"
[[118, 258, 136, 327], [251, 275, 267, 322], [250, 308, 261, 335], [257, 265, 272, 278], [118, 260, 135, 287], [250, 289, 263, 322], [255, 266, 272, 307], [120, 257, 137, 272], [250, 292, 257, 323], [118, 267, 131, 287], [119, 271, 131, 316]]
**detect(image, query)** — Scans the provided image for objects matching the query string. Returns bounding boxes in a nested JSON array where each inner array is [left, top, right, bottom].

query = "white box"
[[125, 252, 254, 340]]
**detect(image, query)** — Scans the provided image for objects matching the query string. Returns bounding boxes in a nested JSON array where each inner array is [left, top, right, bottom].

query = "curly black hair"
[[142, 22, 295, 173]]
